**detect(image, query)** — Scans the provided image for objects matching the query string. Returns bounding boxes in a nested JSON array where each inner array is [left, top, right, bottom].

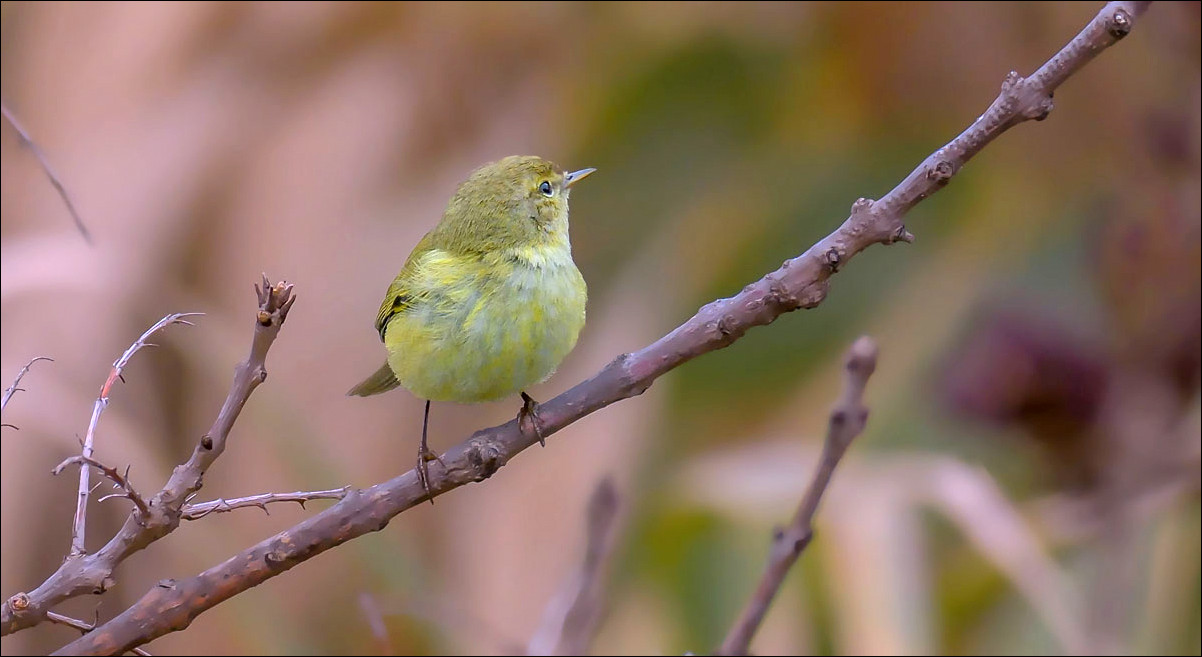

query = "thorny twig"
[[53, 456, 150, 519], [180, 487, 351, 520], [1, 356, 54, 429], [70, 314, 201, 557]]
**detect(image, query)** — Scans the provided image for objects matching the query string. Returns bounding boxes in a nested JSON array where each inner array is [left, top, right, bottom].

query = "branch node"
[[1109, 8, 1133, 38], [200, 435, 213, 450], [263, 551, 287, 569], [926, 159, 955, 184], [850, 197, 874, 217], [467, 436, 505, 480], [823, 247, 842, 272], [8, 593, 29, 612], [157, 579, 176, 590], [888, 225, 916, 244], [796, 280, 830, 309], [715, 316, 734, 337], [766, 275, 801, 310]]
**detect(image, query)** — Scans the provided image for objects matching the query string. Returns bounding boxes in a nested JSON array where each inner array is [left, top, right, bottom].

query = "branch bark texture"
[[718, 337, 878, 656], [29, 2, 1149, 653]]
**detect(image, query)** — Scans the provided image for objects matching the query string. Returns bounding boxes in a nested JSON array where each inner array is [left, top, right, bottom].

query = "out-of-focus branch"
[[717, 337, 878, 656], [1, 356, 54, 429], [356, 592, 393, 656], [66, 314, 201, 557], [1, 277, 295, 637], [45, 3, 1150, 654], [1, 101, 93, 244], [528, 477, 621, 656], [180, 487, 351, 520]]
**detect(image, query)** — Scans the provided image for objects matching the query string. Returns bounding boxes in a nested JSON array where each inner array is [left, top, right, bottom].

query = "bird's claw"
[[417, 444, 445, 504], [519, 391, 546, 447]]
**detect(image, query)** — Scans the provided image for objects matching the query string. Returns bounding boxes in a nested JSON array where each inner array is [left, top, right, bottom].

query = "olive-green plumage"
[[349, 155, 592, 405]]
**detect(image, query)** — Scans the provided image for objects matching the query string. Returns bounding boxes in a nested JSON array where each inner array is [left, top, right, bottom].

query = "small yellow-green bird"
[[349, 155, 594, 498]]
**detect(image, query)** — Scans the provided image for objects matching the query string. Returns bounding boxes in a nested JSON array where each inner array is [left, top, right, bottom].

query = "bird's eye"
[[539, 181, 553, 197]]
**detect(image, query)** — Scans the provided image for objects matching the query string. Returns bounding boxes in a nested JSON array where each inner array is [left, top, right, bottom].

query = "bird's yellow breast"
[[383, 245, 586, 403]]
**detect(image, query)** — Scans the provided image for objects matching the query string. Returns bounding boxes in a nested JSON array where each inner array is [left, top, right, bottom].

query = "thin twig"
[[1, 101, 93, 244], [1, 356, 54, 428], [717, 337, 878, 655], [46, 612, 151, 656], [0, 277, 292, 638], [53, 456, 150, 519], [180, 487, 351, 520], [528, 477, 621, 656], [70, 313, 201, 557]]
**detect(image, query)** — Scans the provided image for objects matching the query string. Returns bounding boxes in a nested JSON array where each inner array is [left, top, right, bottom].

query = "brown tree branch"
[[1, 101, 93, 244], [69, 313, 201, 557], [528, 477, 621, 656], [1, 276, 294, 636], [180, 487, 351, 520], [717, 337, 878, 656], [26, 1, 1146, 653]]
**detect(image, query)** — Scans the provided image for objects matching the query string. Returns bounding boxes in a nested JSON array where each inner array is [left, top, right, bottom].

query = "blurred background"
[[2, 2, 1198, 655]]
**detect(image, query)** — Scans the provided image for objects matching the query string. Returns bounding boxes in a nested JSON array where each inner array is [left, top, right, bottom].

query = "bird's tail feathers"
[[347, 362, 401, 397]]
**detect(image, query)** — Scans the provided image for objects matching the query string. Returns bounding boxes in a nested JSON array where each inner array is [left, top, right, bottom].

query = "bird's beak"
[[564, 167, 597, 188]]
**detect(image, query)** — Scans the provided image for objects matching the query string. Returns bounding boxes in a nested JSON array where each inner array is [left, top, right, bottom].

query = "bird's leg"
[[518, 391, 547, 447], [417, 399, 445, 504]]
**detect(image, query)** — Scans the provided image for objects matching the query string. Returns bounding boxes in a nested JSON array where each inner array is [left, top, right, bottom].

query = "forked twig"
[[69, 313, 201, 556]]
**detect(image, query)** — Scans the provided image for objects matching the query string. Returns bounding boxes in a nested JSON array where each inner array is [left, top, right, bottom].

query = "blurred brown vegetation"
[[2, 2, 1198, 655]]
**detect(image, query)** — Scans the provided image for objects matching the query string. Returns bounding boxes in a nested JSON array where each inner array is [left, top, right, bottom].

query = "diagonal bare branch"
[[717, 337, 878, 656], [528, 477, 621, 656], [1, 101, 93, 244]]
